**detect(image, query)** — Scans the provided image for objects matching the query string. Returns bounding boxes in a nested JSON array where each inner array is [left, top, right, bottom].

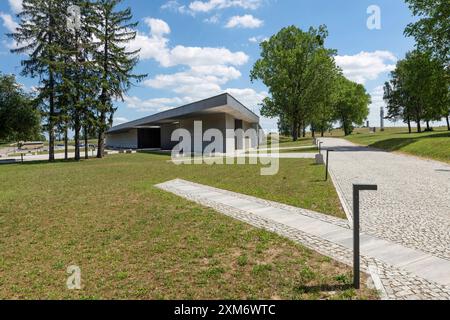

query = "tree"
[[404, 0, 449, 65], [91, 0, 145, 158], [307, 49, 340, 137], [251, 25, 337, 141], [333, 76, 371, 136], [0, 73, 41, 143], [384, 50, 448, 133], [10, 0, 68, 161], [384, 79, 413, 133]]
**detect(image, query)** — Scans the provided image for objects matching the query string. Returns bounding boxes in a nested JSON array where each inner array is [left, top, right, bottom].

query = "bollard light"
[[352, 184, 378, 289]]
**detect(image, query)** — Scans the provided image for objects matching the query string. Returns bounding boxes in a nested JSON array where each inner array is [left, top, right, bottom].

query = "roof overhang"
[[107, 93, 260, 134]]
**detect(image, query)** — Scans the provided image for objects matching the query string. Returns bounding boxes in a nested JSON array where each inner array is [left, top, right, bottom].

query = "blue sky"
[[0, 0, 419, 130]]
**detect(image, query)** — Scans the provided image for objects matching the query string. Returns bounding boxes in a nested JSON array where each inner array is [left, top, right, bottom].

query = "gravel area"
[[320, 138, 450, 261]]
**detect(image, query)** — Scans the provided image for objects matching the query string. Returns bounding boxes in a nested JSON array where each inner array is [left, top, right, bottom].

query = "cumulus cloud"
[[335, 51, 397, 84], [226, 15, 263, 29], [0, 12, 19, 32], [128, 17, 250, 103], [124, 96, 195, 113], [144, 18, 171, 37], [8, 0, 23, 14], [189, 0, 262, 12], [161, 0, 190, 14], [128, 18, 248, 68], [113, 117, 130, 126], [225, 88, 267, 111], [249, 35, 268, 43]]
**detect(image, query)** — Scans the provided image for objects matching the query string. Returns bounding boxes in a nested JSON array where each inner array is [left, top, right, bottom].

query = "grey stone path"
[[319, 138, 450, 261], [156, 179, 450, 300]]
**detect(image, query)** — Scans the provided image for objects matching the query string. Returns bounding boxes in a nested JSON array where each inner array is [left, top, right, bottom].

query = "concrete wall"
[[170, 113, 228, 154], [161, 123, 180, 150], [106, 129, 138, 149]]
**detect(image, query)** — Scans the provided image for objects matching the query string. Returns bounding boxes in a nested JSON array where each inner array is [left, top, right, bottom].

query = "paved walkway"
[[0, 150, 121, 164], [319, 138, 450, 261], [156, 179, 450, 300]]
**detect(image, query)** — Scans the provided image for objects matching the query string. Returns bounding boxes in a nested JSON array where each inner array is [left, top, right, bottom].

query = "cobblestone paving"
[[320, 138, 450, 261], [156, 179, 450, 300]]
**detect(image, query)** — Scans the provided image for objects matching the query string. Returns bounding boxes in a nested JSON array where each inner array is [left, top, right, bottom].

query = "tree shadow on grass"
[[369, 132, 450, 152], [296, 284, 355, 294]]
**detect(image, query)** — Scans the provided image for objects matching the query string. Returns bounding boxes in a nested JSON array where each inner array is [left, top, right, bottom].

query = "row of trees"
[[384, 0, 449, 133], [9, 0, 144, 161], [0, 73, 41, 143], [251, 26, 370, 139]]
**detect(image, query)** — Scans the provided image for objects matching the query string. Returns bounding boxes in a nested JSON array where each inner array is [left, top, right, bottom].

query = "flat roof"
[[108, 93, 260, 134]]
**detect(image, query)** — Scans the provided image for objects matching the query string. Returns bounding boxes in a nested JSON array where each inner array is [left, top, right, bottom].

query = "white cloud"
[[8, 0, 23, 14], [335, 51, 397, 84], [124, 96, 193, 113], [249, 35, 268, 43], [226, 15, 263, 29], [161, 0, 189, 13], [113, 117, 130, 126], [129, 18, 248, 68], [0, 12, 19, 32], [225, 88, 267, 111], [144, 18, 171, 37], [169, 46, 248, 67], [189, 0, 262, 12], [369, 85, 386, 116]]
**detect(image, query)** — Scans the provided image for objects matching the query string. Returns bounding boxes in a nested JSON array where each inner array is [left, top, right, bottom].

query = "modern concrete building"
[[106, 93, 261, 153]]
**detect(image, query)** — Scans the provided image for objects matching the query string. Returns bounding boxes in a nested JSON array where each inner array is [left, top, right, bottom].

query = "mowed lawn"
[[344, 127, 450, 164], [0, 154, 378, 300]]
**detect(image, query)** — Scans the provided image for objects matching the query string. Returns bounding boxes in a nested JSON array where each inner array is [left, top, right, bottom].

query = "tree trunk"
[[446, 115, 450, 131], [426, 121, 431, 131], [74, 118, 81, 161], [292, 123, 298, 142], [416, 120, 422, 133], [64, 125, 68, 160], [407, 117, 412, 134], [97, 114, 105, 158], [84, 126, 89, 160], [321, 130, 324, 137], [302, 122, 306, 138], [48, 71, 55, 162], [98, 18, 109, 159]]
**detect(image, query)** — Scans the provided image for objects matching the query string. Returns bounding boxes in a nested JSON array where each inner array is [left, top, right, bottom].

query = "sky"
[[0, 0, 423, 131]]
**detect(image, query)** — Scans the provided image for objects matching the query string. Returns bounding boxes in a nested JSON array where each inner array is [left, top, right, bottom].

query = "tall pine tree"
[[10, 0, 68, 161], [91, 0, 145, 158]]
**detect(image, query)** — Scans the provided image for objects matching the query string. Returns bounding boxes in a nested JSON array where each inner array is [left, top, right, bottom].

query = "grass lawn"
[[343, 127, 450, 164], [0, 153, 377, 300]]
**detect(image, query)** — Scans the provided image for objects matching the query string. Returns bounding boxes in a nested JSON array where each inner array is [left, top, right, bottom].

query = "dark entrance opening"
[[138, 128, 161, 149]]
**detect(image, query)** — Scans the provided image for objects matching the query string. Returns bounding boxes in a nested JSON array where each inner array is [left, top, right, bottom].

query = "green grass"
[[0, 153, 377, 300], [343, 127, 450, 163]]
